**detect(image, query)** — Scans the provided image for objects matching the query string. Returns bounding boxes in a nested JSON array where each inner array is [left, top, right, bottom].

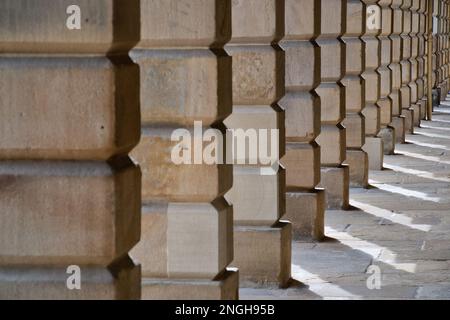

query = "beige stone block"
[[344, 39, 363, 75], [0, 0, 139, 53], [281, 92, 320, 143], [362, 71, 380, 103], [141, 269, 239, 300], [344, 1, 363, 36], [282, 142, 320, 189], [362, 104, 381, 136], [380, 38, 392, 66], [282, 40, 320, 90], [226, 45, 284, 105], [363, 137, 384, 170], [345, 150, 369, 188], [378, 126, 396, 155], [284, 0, 316, 39], [402, 108, 415, 134], [0, 57, 139, 160], [343, 113, 365, 148], [134, 50, 231, 126], [381, 7, 393, 37], [390, 90, 401, 115], [139, 0, 230, 48], [401, 61, 411, 84], [319, 0, 342, 36], [363, 38, 380, 69], [319, 166, 350, 210], [133, 132, 232, 203], [419, 99, 427, 120], [132, 203, 233, 281], [233, 222, 291, 287], [317, 125, 346, 166], [342, 76, 364, 112], [412, 104, 421, 127], [166, 201, 233, 279], [379, 66, 392, 98], [316, 83, 345, 124], [379, 97, 393, 125], [0, 256, 140, 300], [226, 166, 285, 225], [390, 62, 402, 90], [0, 160, 140, 266], [317, 39, 343, 81], [230, 0, 281, 43], [285, 189, 325, 241], [391, 116, 406, 143]]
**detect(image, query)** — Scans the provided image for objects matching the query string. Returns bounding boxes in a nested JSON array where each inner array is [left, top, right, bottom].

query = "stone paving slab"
[[241, 105, 450, 300]]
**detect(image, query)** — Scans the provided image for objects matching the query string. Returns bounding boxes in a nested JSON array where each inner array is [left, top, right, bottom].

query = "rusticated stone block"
[[0, 57, 139, 160], [362, 104, 381, 136], [132, 201, 233, 280], [0, 257, 140, 300], [281, 92, 320, 143], [226, 46, 284, 105], [141, 269, 239, 300], [319, 166, 350, 210], [233, 222, 292, 288], [316, 83, 345, 124], [317, 125, 346, 166], [0, 159, 140, 266], [225, 167, 285, 226], [342, 77, 364, 113], [0, 0, 139, 54], [285, 189, 325, 241], [139, 0, 231, 48], [133, 132, 232, 203], [343, 114, 365, 149], [363, 137, 384, 170], [391, 116, 406, 143], [379, 98, 393, 125], [345, 150, 369, 188], [282, 143, 320, 189], [133, 50, 232, 126], [378, 126, 396, 155]]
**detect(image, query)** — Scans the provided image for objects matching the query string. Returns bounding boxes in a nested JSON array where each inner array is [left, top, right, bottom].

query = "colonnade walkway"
[[242, 102, 450, 300]]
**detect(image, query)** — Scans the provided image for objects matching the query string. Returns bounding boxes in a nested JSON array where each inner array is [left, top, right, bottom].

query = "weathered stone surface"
[[0, 57, 139, 160], [319, 166, 350, 210], [233, 222, 292, 288], [363, 137, 384, 170], [345, 150, 369, 188], [142, 269, 239, 300], [0, 256, 140, 300], [0, 0, 139, 53], [282, 143, 320, 189], [285, 189, 325, 240], [226, 167, 285, 226], [0, 160, 140, 266]]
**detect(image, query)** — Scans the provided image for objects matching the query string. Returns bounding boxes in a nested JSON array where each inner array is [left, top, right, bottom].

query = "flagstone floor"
[[241, 102, 450, 300]]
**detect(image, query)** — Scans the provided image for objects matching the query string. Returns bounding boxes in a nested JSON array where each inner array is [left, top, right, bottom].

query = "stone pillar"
[[281, 0, 324, 240], [343, 0, 370, 187], [130, 0, 238, 300], [417, 0, 429, 120], [224, 0, 292, 287], [409, 1, 422, 127], [316, 0, 350, 209], [362, 0, 384, 170], [400, 0, 415, 134], [378, 0, 396, 155], [391, 0, 407, 143], [0, 1, 141, 299]]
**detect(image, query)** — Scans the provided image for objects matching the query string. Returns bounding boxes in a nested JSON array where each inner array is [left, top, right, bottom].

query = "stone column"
[[280, 0, 324, 240], [362, 0, 384, 170], [400, 0, 415, 134], [409, 1, 422, 127], [417, 0, 429, 120], [224, 0, 292, 287], [378, 0, 396, 155], [0, 1, 141, 299], [343, 0, 369, 187], [316, 0, 350, 209], [390, 0, 407, 143], [130, 0, 238, 299]]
